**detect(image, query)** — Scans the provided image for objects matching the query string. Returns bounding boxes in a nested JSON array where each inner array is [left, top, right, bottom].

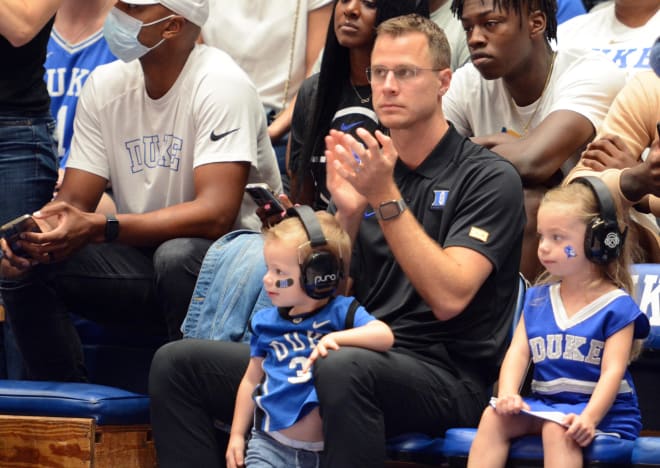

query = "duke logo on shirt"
[[124, 134, 182, 173], [431, 189, 449, 209]]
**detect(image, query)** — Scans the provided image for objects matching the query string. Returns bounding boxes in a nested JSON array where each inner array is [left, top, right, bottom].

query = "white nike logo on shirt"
[[312, 320, 331, 329]]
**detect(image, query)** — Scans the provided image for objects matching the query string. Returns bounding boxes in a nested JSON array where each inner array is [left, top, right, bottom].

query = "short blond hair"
[[264, 211, 351, 276], [375, 13, 451, 70]]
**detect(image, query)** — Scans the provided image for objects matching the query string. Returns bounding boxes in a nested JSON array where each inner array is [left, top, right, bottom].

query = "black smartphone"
[[0, 214, 41, 257], [245, 183, 285, 217]]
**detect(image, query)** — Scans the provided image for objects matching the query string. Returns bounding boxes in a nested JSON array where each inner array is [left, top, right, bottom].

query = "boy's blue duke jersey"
[[250, 295, 374, 432]]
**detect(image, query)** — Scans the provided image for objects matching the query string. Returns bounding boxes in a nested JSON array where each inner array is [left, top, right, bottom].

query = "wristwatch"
[[375, 199, 407, 221], [104, 214, 120, 242]]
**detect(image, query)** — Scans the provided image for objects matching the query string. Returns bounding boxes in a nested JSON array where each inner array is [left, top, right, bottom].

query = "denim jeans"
[[0, 112, 58, 225], [0, 112, 58, 379], [0, 238, 211, 381], [181, 230, 271, 342], [246, 429, 320, 468]]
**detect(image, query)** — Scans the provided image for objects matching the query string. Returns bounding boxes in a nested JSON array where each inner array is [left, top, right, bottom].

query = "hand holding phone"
[[245, 183, 286, 217], [0, 214, 42, 258]]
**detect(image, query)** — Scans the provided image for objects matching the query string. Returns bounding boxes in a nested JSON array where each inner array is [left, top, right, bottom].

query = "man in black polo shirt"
[[148, 13, 525, 468], [317, 14, 524, 467]]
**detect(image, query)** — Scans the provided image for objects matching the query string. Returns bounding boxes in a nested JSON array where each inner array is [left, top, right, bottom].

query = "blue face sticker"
[[275, 278, 294, 288], [564, 245, 577, 258]]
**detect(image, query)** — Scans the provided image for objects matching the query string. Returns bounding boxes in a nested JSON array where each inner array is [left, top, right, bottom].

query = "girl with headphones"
[[226, 207, 393, 468], [467, 178, 650, 468]]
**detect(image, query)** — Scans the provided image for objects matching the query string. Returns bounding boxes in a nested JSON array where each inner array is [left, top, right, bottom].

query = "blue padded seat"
[[632, 437, 660, 467], [386, 433, 445, 464], [444, 428, 634, 467], [0, 379, 150, 426], [443, 428, 476, 463], [72, 315, 168, 394]]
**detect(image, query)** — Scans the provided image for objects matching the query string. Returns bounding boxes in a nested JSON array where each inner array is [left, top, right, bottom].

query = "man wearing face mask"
[[0, 0, 281, 383]]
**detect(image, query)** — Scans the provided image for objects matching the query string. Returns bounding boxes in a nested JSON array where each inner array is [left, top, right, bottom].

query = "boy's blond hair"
[[264, 211, 351, 277]]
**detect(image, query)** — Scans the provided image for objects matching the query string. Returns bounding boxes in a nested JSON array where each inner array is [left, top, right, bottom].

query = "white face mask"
[[103, 8, 175, 62]]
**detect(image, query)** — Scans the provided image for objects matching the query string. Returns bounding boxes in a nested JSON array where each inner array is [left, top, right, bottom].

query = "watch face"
[[105, 216, 120, 242], [379, 201, 402, 220]]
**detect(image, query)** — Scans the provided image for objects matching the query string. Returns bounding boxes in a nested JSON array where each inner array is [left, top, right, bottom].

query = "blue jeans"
[[0, 112, 58, 379], [181, 230, 271, 342], [0, 112, 58, 225], [246, 429, 320, 468], [0, 238, 211, 381]]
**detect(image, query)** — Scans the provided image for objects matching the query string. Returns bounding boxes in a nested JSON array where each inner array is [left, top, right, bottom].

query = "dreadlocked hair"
[[450, 0, 557, 42]]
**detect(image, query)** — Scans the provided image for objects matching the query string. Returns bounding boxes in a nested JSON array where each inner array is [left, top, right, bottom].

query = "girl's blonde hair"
[[536, 181, 644, 360]]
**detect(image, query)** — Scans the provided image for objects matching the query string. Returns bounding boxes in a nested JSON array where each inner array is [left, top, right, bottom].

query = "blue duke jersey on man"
[[250, 296, 374, 432], [44, 29, 115, 166]]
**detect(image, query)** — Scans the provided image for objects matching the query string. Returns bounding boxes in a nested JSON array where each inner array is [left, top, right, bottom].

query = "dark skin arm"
[[3, 161, 249, 269], [473, 110, 595, 185], [579, 134, 640, 171], [620, 138, 660, 202]]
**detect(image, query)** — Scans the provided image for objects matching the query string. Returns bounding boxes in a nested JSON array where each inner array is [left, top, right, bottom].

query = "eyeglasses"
[[365, 65, 442, 84]]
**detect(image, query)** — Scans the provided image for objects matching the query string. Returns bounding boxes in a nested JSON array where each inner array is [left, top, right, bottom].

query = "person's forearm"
[[332, 321, 394, 352], [620, 166, 650, 203], [335, 207, 365, 246], [0, 0, 61, 47], [111, 201, 237, 246], [581, 325, 633, 427], [579, 368, 624, 428], [496, 325, 531, 396], [230, 382, 257, 439], [268, 104, 294, 142], [375, 208, 491, 321], [497, 349, 530, 396], [107, 161, 249, 246]]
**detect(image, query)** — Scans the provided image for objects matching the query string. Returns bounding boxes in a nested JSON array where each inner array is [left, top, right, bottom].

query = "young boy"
[[226, 207, 394, 468]]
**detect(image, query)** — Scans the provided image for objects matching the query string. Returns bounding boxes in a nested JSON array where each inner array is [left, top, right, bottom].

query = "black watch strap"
[[104, 214, 120, 242]]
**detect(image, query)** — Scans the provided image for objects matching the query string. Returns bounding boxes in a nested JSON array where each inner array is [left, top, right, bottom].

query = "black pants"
[[0, 238, 211, 381], [149, 339, 488, 468]]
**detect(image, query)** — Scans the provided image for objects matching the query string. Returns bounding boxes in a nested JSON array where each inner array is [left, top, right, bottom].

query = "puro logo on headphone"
[[288, 206, 344, 299], [315, 273, 338, 285]]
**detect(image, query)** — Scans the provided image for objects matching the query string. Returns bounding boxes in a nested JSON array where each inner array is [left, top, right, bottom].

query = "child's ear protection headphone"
[[571, 176, 627, 265], [286, 206, 343, 299]]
